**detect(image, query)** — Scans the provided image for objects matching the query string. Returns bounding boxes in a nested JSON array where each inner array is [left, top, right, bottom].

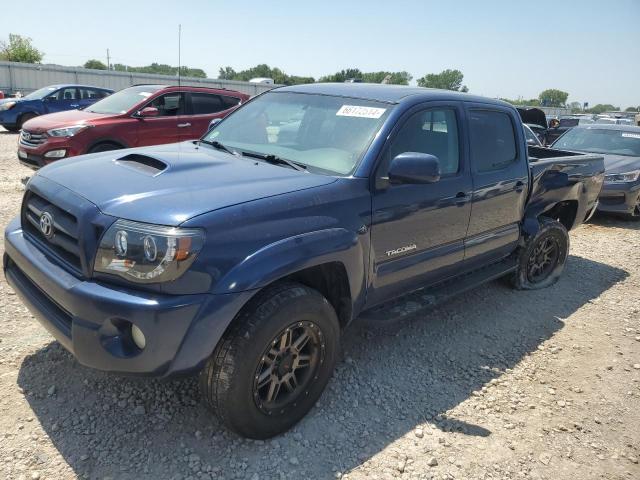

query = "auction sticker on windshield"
[[336, 105, 386, 119], [621, 133, 640, 139]]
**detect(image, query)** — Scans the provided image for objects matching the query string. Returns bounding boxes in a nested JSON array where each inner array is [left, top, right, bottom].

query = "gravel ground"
[[0, 127, 638, 480]]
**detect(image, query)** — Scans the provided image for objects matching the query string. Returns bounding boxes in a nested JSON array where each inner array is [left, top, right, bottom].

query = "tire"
[[2, 125, 19, 133], [18, 113, 37, 130], [199, 282, 340, 439], [511, 217, 569, 290], [88, 142, 122, 154]]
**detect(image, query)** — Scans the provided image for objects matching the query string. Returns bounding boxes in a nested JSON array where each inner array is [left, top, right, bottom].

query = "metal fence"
[[0, 61, 279, 96]]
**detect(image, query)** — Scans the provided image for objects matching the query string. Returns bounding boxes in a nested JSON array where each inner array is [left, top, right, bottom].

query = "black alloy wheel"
[[253, 321, 324, 415]]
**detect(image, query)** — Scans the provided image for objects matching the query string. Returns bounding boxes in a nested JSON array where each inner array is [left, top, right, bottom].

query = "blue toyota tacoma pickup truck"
[[3, 83, 604, 438]]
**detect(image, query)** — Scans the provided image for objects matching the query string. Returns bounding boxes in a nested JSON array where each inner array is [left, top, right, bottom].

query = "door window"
[[469, 110, 517, 172], [148, 93, 186, 116], [48, 87, 78, 101], [387, 108, 460, 175], [190, 93, 241, 114], [80, 88, 104, 100]]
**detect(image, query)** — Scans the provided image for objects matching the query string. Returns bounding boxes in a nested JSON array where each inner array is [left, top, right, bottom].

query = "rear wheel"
[[17, 113, 37, 130], [511, 217, 569, 290], [2, 125, 19, 133], [88, 142, 122, 154], [199, 282, 340, 439]]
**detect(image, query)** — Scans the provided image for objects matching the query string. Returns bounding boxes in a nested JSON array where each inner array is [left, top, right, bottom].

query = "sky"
[[5, 0, 640, 108]]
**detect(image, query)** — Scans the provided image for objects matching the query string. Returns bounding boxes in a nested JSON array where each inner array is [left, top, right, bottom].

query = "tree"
[[625, 106, 639, 112], [538, 89, 569, 107], [218, 66, 237, 80], [84, 59, 107, 70], [112, 62, 206, 78], [567, 101, 582, 113], [219, 64, 315, 85], [586, 104, 618, 115], [318, 69, 364, 83], [0, 33, 43, 63], [417, 69, 467, 91]]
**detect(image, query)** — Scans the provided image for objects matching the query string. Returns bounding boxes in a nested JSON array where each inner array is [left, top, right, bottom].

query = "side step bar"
[[357, 257, 517, 324]]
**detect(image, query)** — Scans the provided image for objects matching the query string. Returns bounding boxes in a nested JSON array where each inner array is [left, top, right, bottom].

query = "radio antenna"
[[178, 24, 182, 87]]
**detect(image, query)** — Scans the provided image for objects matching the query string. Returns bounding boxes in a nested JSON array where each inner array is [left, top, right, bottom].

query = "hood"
[[602, 154, 640, 174], [21, 109, 109, 133], [517, 108, 547, 130], [36, 142, 338, 225]]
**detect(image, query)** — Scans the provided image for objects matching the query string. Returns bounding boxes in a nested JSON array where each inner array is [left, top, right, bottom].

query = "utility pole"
[[106, 49, 110, 70], [178, 25, 181, 87]]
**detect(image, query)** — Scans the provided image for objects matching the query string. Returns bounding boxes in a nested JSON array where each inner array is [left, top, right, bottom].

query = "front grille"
[[22, 191, 82, 273], [19, 130, 47, 148]]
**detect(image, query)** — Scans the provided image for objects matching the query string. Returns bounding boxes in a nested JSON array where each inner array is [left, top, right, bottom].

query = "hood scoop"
[[115, 153, 168, 176]]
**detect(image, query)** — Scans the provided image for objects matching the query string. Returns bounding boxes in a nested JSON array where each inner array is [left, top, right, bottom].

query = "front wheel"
[[511, 217, 569, 290], [199, 282, 340, 439]]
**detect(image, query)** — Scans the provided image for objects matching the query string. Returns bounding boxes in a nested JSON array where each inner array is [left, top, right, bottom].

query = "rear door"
[[368, 102, 472, 305], [464, 105, 529, 268], [186, 92, 242, 138], [136, 92, 189, 146], [78, 87, 107, 109]]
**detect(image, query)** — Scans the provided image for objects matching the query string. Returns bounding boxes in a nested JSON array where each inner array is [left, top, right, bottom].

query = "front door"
[[136, 92, 189, 146], [44, 87, 80, 113], [368, 103, 472, 306]]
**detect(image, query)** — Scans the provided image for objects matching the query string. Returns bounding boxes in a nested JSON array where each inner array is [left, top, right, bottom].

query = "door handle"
[[454, 191, 470, 206], [177, 123, 191, 128], [515, 181, 525, 193]]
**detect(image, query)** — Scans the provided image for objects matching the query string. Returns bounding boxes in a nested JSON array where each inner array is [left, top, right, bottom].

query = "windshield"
[[85, 85, 163, 114], [23, 86, 58, 100], [202, 91, 393, 175], [554, 128, 640, 156]]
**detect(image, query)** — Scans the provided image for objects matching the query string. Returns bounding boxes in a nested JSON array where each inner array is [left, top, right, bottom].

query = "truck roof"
[[276, 82, 511, 106]]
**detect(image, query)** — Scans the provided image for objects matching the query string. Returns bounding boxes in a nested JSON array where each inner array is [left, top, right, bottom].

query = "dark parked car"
[[4, 83, 605, 439], [0, 84, 113, 132], [546, 116, 594, 144], [18, 84, 250, 168], [553, 124, 640, 218], [517, 107, 547, 144]]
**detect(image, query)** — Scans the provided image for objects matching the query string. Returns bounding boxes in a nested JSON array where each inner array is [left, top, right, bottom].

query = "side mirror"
[[208, 118, 222, 131], [388, 152, 440, 185], [137, 106, 159, 118]]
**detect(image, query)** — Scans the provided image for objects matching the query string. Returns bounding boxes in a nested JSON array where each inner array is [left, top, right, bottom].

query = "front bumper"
[[597, 181, 640, 216], [17, 135, 84, 170], [4, 217, 254, 376]]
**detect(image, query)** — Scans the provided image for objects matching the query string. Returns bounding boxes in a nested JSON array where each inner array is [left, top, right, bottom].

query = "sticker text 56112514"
[[336, 105, 387, 119]]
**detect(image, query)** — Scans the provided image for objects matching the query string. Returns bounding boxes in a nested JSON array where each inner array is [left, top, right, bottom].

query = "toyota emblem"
[[39, 212, 54, 239]]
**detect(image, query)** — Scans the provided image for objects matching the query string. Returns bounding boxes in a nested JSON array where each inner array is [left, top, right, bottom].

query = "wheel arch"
[[213, 228, 367, 326], [85, 138, 128, 153]]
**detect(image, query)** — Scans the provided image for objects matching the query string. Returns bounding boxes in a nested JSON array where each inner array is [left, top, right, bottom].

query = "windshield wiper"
[[200, 139, 238, 156], [240, 150, 307, 172]]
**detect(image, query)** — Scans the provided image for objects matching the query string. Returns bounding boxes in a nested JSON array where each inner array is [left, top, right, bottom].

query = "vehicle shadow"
[[589, 212, 640, 230], [17, 254, 628, 479]]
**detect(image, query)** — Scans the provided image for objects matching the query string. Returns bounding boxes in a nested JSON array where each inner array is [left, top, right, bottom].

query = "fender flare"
[[212, 228, 365, 302], [522, 177, 582, 239]]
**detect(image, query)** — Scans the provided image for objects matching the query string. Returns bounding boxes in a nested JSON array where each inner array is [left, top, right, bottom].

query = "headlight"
[[0, 101, 16, 111], [604, 170, 640, 184], [94, 219, 204, 283], [46, 125, 90, 137]]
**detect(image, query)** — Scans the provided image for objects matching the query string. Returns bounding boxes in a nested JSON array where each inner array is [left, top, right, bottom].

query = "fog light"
[[44, 149, 66, 158], [131, 324, 146, 350]]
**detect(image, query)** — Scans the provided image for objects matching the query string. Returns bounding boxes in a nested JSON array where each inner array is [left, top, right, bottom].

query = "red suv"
[[17, 84, 250, 169]]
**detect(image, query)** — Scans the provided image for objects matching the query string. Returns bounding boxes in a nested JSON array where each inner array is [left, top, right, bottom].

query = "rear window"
[[190, 93, 240, 115], [469, 110, 517, 172]]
